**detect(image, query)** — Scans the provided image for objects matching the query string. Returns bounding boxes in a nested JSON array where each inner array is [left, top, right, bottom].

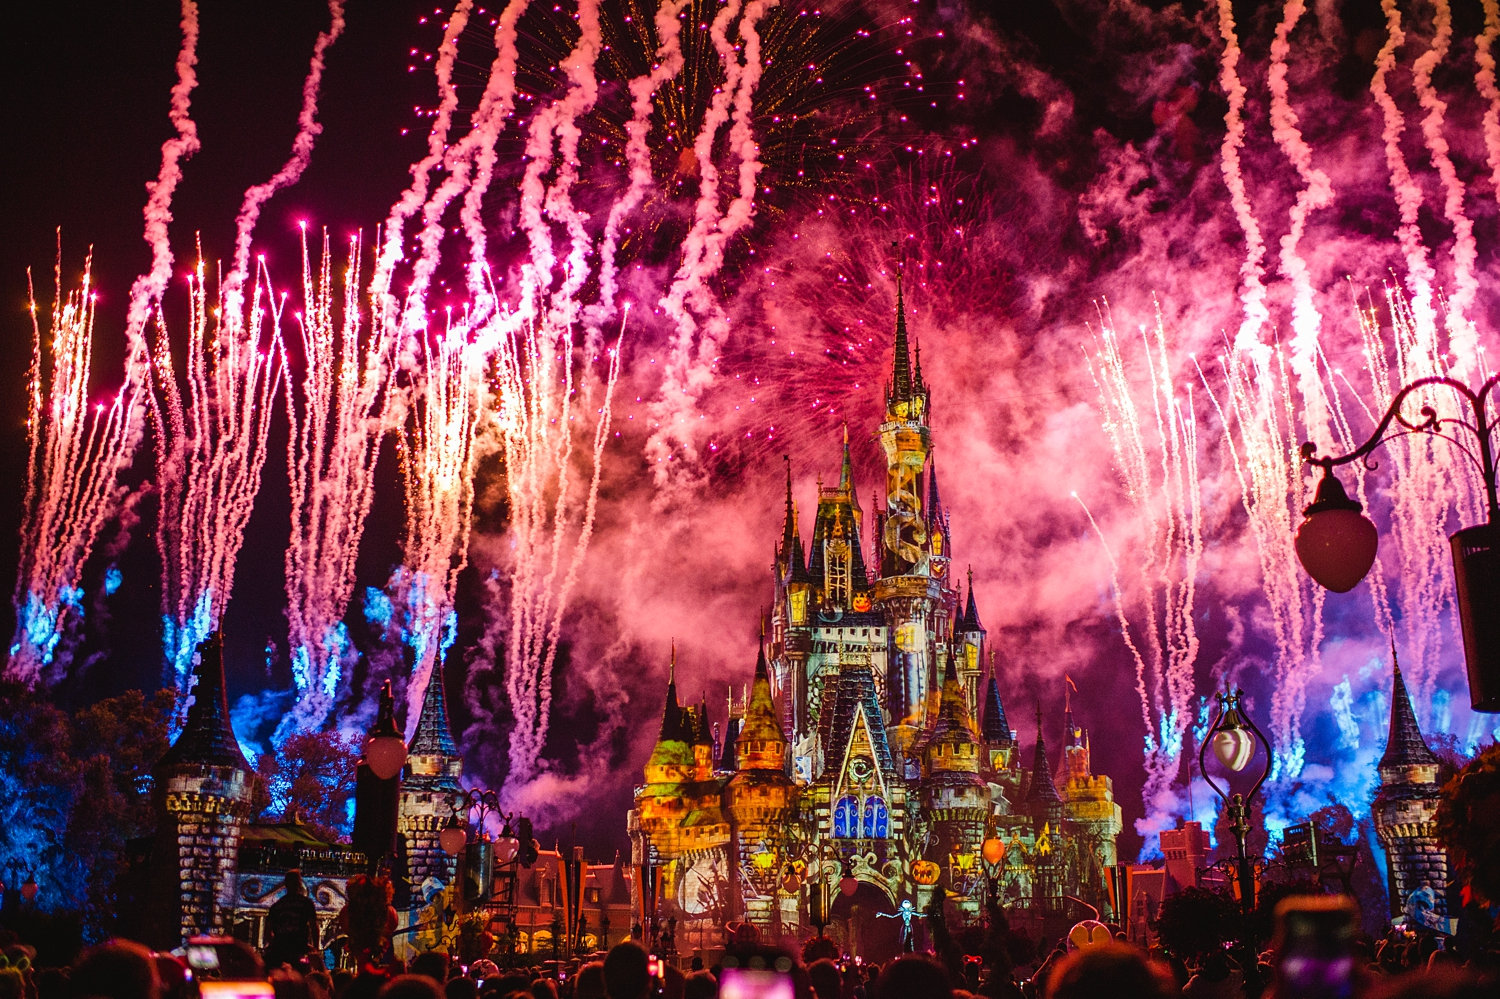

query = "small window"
[[834, 795, 859, 838]]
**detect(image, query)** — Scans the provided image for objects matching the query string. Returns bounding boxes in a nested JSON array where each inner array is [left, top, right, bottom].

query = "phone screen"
[[1275, 901, 1357, 999], [199, 982, 275, 999], [719, 968, 795, 999]]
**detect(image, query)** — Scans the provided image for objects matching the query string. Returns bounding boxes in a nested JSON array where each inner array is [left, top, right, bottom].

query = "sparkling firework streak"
[[1085, 305, 1202, 847], [395, 325, 485, 735], [151, 0, 343, 703], [492, 319, 623, 786], [281, 231, 399, 736], [5, 253, 142, 686], [648, 0, 777, 485], [147, 255, 283, 700]]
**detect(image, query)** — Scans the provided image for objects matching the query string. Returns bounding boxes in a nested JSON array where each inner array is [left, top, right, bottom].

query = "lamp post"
[[440, 789, 525, 912], [1197, 689, 1272, 915], [1297, 373, 1500, 711], [352, 681, 408, 873]]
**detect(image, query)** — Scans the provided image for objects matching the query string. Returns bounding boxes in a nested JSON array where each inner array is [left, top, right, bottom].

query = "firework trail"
[[648, 0, 778, 486], [124, 0, 201, 364], [493, 320, 623, 786], [224, 1, 347, 325], [1410, 0, 1479, 376], [1213, 0, 1269, 352], [395, 326, 485, 735], [280, 230, 399, 737], [5, 253, 142, 685], [151, 3, 344, 701], [148, 254, 284, 699], [1477, 2, 1500, 214], [1208, 0, 1325, 782], [1370, 0, 1439, 342], [588, 0, 691, 329], [1267, 0, 1333, 443], [1202, 343, 1323, 782], [1085, 305, 1202, 849]]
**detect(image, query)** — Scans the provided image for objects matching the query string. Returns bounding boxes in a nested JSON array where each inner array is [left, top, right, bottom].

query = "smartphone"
[[647, 955, 662, 981], [1272, 896, 1359, 999], [198, 983, 275, 999], [719, 968, 795, 999]]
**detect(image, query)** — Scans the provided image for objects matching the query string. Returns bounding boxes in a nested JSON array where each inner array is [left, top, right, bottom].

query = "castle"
[[627, 293, 1125, 956], [145, 635, 632, 958]]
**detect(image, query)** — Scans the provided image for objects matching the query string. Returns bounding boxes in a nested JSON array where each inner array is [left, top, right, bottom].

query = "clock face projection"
[[848, 755, 873, 783]]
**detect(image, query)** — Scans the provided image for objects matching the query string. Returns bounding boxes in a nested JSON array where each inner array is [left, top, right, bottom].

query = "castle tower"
[[979, 651, 1016, 774], [1025, 706, 1066, 913], [726, 644, 798, 932], [1372, 656, 1450, 921], [1058, 695, 1122, 912], [954, 569, 986, 712], [153, 632, 255, 945], [919, 652, 990, 914], [874, 282, 945, 734], [398, 662, 463, 898]]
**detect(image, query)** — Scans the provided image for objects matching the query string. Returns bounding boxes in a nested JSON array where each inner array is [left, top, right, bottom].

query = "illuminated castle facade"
[[628, 294, 1122, 950]]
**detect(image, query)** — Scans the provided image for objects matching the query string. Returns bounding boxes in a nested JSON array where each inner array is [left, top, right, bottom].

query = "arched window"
[[862, 796, 888, 838], [834, 795, 859, 838]]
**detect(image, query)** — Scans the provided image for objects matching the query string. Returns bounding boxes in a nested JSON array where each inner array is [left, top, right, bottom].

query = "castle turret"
[[398, 662, 463, 899], [727, 645, 798, 932], [919, 652, 989, 912], [980, 652, 1016, 771], [1372, 655, 1451, 921], [1025, 706, 1065, 912], [153, 632, 256, 946], [1058, 692, 1122, 904]]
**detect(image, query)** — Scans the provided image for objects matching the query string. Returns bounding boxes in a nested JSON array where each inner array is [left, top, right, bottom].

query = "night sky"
[[3, 0, 1497, 861]]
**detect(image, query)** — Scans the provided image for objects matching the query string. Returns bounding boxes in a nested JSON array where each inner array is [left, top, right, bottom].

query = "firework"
[[5, 252, 141, 686], [1085, 305, 1202, 847], [281, 230, 399, 737]]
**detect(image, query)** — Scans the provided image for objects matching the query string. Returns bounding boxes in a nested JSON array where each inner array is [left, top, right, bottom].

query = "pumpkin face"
[[910, 860, 941, 885]]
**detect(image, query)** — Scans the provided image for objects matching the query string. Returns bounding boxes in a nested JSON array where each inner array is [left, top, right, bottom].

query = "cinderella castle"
[[627, 292, 1125, 956]]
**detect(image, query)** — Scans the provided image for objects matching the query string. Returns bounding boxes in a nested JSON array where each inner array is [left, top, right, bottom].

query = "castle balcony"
[[874, 575, 945, 605]]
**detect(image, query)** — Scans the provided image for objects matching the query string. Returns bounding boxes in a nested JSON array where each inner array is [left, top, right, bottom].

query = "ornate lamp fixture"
[[1298, 373, 1500, 711]]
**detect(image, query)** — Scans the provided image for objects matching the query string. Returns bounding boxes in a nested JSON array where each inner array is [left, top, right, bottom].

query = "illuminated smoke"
[[647, 0, 778, 487]]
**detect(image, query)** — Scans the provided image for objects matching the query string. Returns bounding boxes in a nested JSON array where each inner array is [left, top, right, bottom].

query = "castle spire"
[[660, 644, 686, 742], [890, 275, 913, 402], [980, 648, 1013, 746], [961, 567, 985, 633], [409, 661, 458, 758], [839, 422, 853, 494], [1378, 647, 1440, 776], [781, 456, 799, 558], [1026, 701, 1062, 810], [158, 631, 248, 770]]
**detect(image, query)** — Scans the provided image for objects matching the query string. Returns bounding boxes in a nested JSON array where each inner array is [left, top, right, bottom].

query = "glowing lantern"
[[1294, 466, 1378, 593], [839, 875, 859, 896], [910, 860, 941, 886], [1211, 727, 1256, 773], [362, 680, 408, 780], [439, 819, 468, 857], [495, 834, 520, 865], [981, 838, 1006, 866]]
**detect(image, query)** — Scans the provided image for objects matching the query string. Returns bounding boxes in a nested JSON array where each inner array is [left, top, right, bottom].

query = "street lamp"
[[980, 837, 1006, 908], [1297, 373, 1500, 711], [440, 789, 526, 910], [363, 680, 409, 780], [1198, 688, 1271, 914]]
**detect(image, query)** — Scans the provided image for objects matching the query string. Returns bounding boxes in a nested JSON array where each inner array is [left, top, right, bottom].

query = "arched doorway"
[[827, 881, 902, 964]]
